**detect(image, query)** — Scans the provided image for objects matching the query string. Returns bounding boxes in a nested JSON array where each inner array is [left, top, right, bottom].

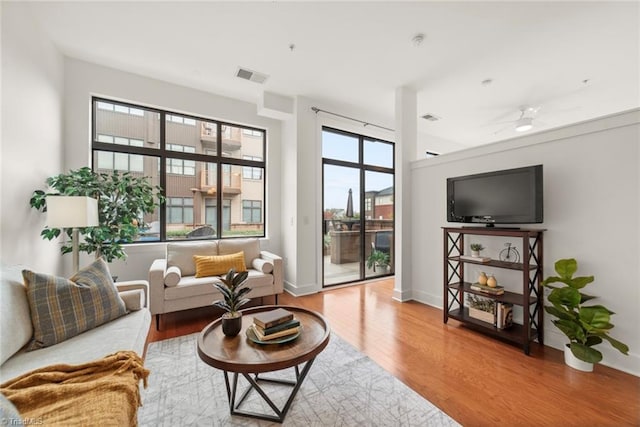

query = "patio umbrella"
[[346, 188, 354, 218]]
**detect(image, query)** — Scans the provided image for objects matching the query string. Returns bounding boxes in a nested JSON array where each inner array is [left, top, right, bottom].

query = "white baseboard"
[[544, 328, 639, 377], [283, 280, 318, 297]]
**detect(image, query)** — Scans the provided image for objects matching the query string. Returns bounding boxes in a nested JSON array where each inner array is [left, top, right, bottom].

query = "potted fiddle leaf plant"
[[213, 268, 251, 337], [542, 258, 629, 371]]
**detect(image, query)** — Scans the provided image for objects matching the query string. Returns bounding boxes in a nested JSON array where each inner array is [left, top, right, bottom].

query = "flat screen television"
[[447, 165, 543, 226]]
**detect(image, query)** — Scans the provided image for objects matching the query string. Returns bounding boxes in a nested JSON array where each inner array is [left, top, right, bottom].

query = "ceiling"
[[24, 1, 640, 151]]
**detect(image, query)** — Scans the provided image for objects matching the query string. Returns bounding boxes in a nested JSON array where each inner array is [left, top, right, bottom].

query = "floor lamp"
[[46, 196, 99, 273]]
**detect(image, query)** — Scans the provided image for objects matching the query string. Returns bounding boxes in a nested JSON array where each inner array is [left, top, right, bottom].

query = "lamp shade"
[[46, 196, 99, 228]]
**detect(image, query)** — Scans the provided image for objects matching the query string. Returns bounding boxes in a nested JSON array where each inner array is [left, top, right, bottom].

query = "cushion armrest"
[[148, 259, 167, 315], [119, 289, 144, 311], [115, 280, 149, 308], [260, 251, 283, 294]]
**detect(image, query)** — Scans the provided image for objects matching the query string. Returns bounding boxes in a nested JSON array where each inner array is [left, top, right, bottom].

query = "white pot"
[[564, 344, 594, 372], [471, 250, 480, 257]]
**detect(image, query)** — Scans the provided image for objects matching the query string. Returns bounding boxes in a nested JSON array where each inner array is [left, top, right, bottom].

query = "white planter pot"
[[471, 250, 480, 257], [564, 344, 594, 372]]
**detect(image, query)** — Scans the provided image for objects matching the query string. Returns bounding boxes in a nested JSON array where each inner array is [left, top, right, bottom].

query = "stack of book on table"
[[250, 308, 300, 341]]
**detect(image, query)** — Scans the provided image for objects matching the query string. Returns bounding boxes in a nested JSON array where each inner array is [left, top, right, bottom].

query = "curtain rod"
[[311, 107, 395, 132]]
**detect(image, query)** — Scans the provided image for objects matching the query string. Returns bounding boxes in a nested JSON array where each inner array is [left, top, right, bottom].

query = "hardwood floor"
[[148, 279, 640, 426]]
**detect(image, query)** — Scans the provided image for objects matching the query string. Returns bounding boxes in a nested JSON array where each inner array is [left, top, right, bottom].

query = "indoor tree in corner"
[[30, 167, 164, 262]]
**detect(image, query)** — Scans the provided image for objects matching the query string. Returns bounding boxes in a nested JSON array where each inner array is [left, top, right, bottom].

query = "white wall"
[[63, 58, 283, 280], [417, 131, 468, 157], [411, 109, 640, 375], [0, 2, 65, 272]]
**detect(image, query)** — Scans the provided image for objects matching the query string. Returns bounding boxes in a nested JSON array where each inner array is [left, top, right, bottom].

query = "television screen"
[[447, 165, 543, 225]]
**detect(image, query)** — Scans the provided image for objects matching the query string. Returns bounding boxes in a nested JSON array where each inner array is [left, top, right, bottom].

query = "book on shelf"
[[250, 324, 300, 341], [459, 255, 492, 263], [253, 308, 294, 329], [496, 302, 513, 329], [470, 282, 505, 295], [255, 318, 301, 336]]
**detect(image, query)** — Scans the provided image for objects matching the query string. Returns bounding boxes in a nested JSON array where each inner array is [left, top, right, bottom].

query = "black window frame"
[[91, 96, 267, 242], [321, 126, 395, 286]]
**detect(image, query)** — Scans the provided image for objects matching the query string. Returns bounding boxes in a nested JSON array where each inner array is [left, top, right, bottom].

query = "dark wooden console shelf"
[[443, 227, 545, 355]]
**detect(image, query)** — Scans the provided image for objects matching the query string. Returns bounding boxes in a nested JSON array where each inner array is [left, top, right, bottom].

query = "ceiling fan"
[[493, 105, 541, 134]]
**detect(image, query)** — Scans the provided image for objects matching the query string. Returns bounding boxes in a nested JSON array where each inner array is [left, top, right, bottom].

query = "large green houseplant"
[[30, 167, 163, 262], [542, 258, 629, 365]]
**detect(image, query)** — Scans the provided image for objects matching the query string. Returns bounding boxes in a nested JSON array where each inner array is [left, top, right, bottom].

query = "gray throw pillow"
[[21, 258, 127, 350]]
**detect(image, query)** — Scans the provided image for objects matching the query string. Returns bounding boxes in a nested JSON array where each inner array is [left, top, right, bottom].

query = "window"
[[167, 144, 196, 176], [95, 134, 144, 172], [92, 97, 266, 241], [243, 200, 262, 223], [167, 114, 196, 126], [242, 155, 263, 180], [242, 129, 262, 137], [322, 127, 395, 286], [97, 101, 144, 116], [167, 197, 193, 224]]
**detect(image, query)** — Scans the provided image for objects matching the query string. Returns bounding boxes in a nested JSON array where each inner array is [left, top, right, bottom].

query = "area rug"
[[139, 332, 459, 426]]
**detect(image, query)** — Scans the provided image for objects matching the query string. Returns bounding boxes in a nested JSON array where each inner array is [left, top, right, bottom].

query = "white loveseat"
[[148, 238, 283, 329], [0, 265, 151, 383]]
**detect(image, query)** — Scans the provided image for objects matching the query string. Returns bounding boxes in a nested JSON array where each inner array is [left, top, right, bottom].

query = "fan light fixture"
[[515, 117, 533, 132]]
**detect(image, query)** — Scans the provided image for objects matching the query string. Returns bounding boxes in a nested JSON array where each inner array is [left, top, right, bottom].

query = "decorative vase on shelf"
[[478, 272, 488, 285], [471, 250, 480, 257], [487, 275, 497, 288]]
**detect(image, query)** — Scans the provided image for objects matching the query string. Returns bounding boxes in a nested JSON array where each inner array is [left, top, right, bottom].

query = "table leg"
[[222, 358, 316, 423]]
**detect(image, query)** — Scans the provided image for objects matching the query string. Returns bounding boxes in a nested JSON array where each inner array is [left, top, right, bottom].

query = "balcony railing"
[[199, 170, 242, 194], [200, 123, 241, 151]]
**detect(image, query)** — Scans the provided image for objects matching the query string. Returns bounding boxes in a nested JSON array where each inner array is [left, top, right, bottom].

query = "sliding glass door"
[[322, 128, 394, 287]]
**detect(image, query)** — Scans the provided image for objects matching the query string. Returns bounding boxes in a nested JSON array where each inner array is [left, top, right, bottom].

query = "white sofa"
[[0, 265, 151, 383], [148, 238, 283, 329]]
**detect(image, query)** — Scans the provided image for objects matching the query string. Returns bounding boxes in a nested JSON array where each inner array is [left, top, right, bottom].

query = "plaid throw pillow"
[[22, 258, 127, 350]]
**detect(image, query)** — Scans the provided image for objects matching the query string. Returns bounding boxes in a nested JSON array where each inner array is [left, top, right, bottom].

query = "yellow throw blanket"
[[1, 351, 149, 427]]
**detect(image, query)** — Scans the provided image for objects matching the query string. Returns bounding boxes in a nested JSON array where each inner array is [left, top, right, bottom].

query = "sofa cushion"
[[252, 258, 274, 274], [164, 266, 181, 287], [21, 258, 127, 350], [219, 238, 260, 268], [164, 270, 273, 301], [194, 252, 246, 278], [119, 289, 144, 311], [245, 269, 275, 288], [0, 265, 33, 366], [164, 276, 223, 301], [167, 241, 218, 276], [0, 309, 150, 383]]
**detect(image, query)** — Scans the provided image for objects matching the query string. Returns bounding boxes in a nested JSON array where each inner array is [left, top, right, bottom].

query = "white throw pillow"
[[252, 258, 274, 274], [164, 266, 182, 287]]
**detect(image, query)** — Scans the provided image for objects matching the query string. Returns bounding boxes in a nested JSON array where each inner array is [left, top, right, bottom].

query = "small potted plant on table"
[[213, 268, 251, 337]]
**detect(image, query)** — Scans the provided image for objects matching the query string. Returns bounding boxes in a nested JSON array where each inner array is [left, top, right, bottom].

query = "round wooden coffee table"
[[197, 305, 330, 422]]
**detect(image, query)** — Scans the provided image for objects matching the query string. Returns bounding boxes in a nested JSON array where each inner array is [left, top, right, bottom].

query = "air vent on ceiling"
[[236, 67, 269, 84], [421, 113, 440, 122]]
